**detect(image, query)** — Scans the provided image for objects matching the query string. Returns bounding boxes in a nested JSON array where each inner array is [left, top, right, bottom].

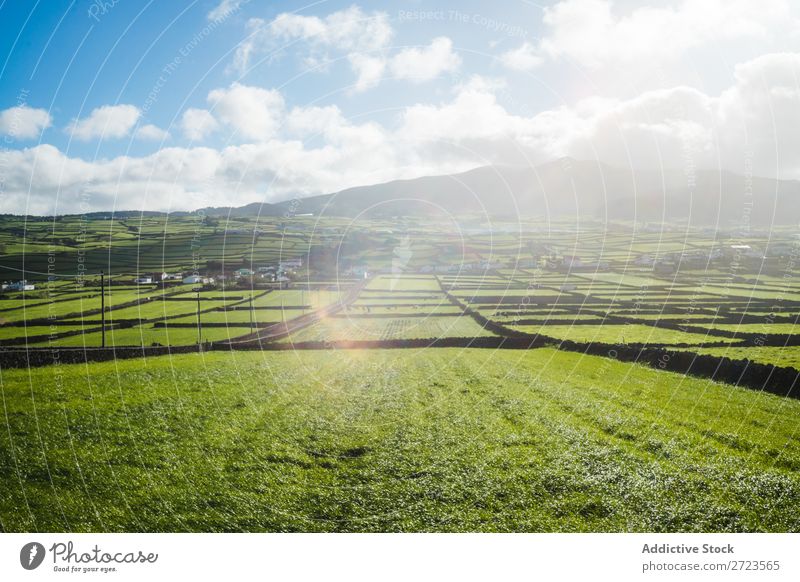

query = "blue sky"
[[1, 0, 799, 213], [0, 1, 547, 157]]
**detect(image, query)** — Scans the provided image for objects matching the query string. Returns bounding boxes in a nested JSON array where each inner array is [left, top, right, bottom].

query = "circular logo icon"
[[20, 542, 46, 570]]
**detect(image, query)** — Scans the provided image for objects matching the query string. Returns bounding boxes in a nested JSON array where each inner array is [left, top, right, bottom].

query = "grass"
[[27, 325, 247, 347], [281, 314, 496, 342], [692, 346, 800, 369], [507, 323, 733, 345], [3, 216, 800, 534], [1, 348, 798, 532]]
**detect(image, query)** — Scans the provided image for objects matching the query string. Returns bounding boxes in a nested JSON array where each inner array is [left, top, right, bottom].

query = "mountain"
[[200, 159, 800, 225]]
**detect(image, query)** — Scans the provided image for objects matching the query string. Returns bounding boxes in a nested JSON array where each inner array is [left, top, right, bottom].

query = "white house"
[[279, 258, 302, 269], [7, 280, 34, 291], [347, 265, 369, 278], [183, 275, 213, 285], [134, 276, 153, 284]]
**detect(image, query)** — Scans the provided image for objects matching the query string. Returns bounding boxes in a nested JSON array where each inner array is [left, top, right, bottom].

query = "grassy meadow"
[[2, 348, 799, 532], [1, 215, 800, 532]]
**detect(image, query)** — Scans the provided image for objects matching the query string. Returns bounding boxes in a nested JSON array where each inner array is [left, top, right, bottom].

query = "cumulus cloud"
[[207, 0, 244, 21], [389, 37, 461, 83], [527, 0, 795, 70], [231, 6, 458, 90], [0, 105, 52, 139], [135, 124, 170, 141], [717, 53, 800, 175], [348, 54, 386, 92], [207, 82, 285, 140], [67, 104, 141, 140], [499, 42, 543, 71], [7, 53, 800, 214], [234, 6, 393, 73], [180, 108, 219, 140]]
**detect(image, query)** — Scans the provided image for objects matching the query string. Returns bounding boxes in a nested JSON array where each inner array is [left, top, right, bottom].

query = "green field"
[[2, 348, 798, 532], [2, 216, 800, 533]]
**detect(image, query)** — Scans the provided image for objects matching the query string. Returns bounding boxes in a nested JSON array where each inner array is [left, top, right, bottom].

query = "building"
[[134, 276, 153, 284], [6, 280, 35, 291], [279, 258, 302, 269], [183, 275, 214, 285], [347, 265, 369, 278], [234, 268, 255, 278]]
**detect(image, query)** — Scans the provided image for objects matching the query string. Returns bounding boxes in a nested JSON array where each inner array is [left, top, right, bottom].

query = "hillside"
[[200, 159, 800, 225]]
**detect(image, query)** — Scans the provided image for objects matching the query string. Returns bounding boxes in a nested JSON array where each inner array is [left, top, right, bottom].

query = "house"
[[134, 276, 153, 284], [348, 265, 369, 278], [183, 275, 214, 285], [279, 258, 302, 269], [234, 268, 255, 278], [550, 256, 609, 272], [150, 272, 168, 282], [7, 280, 35, 291], [727, 245, 764, 259]]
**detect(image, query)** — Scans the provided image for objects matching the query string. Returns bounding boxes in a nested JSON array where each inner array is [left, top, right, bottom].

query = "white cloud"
[[0, 105, 52, 139], [717, 52, 800, 173], [400, 76, 522, 142], [231, 6, 463, 90], [8, 53, 800, 213], [533, 0, 795, 70], [180, 108, 219, 140], [348, 54, 386, 92], [234, 6, 392, 73], [67, 104, 141, 141], [499, 42, 543, 71], [207, 82, 285, 140], [268, 5, 392, 53], [207, 0, 243, 21], [135, 124, 170, 141], [389, 37, 461, 83]]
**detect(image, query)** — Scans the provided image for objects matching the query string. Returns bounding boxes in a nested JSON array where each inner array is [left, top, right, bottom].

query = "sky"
[[1, 0, 800, 214]]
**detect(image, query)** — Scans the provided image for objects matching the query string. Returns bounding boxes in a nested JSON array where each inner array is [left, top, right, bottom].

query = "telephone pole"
[[100, 271, 106, 348], [195, 287, 202, 346]]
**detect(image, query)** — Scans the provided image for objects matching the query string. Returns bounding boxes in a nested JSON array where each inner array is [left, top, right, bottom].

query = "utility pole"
[[249, 294, 254, 331], [100, 271, 106, 348], [195, 288, 202, 346]]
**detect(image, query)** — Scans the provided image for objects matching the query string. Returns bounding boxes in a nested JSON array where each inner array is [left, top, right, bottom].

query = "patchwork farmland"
[[1, 214, 799, 531]]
